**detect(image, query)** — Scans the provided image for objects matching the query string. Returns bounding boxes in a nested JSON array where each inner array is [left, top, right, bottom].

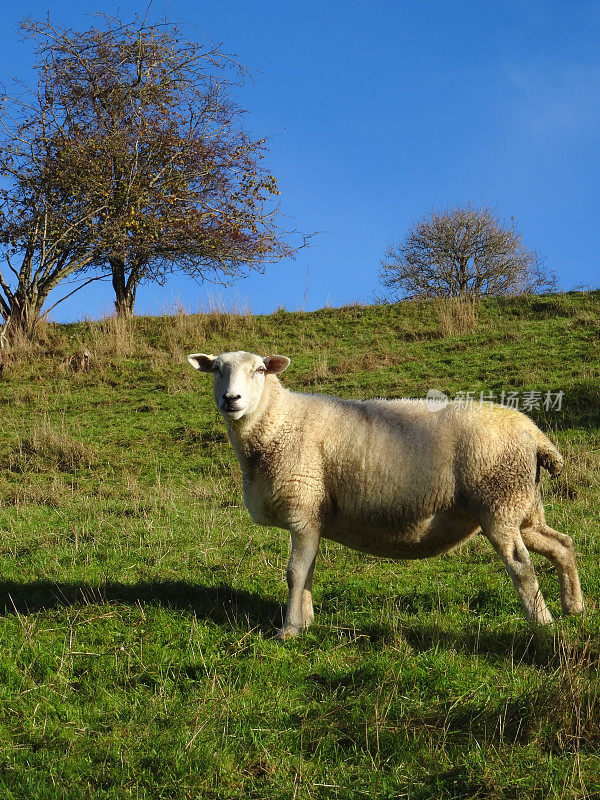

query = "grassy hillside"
[[0, 292, 599, 799]]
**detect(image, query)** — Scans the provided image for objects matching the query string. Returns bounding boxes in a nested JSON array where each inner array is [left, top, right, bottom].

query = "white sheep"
[[187, 350, 584, 639]]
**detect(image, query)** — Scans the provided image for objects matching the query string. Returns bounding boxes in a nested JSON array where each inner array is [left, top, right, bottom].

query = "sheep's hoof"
[[277, 625, 301, 641], [564, 601, 585, 616], [302, 608, 314, 628], [530, 611, 554, 626]]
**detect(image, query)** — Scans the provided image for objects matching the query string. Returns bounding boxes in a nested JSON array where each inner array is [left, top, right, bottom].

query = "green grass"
[[0, 292, 599, 798]]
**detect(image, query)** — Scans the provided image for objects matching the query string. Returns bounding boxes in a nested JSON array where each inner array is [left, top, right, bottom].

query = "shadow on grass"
[[301, 663, 600, 770], [397, 619, 599, 670], [0, 579, 283, 635], [1, 579, 595, 667]]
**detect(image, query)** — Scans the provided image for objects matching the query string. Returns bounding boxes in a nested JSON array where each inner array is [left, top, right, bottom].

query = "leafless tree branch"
[[379, 204, 555, 301]]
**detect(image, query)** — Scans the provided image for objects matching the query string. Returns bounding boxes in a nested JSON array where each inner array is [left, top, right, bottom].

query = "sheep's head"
[[187, 350, 290, 421]]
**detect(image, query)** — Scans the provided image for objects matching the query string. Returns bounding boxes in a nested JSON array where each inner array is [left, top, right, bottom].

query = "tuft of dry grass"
[[0, 475, 69, 508], [91, 314, 138, 357], [297, 349, 413, 389], [154, 299, 258, 360], [0, 320, 49, 376], [329, 350, 409, 375], [2, 418, 98, 474], [537, 631, 600, 754], [435, 297, 479, 336], [58, 349, 93, 374], [304, 353, 330, 385]]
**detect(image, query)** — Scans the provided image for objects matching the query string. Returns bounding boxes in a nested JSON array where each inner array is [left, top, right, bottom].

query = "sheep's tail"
[[535, 430, 564, 478]]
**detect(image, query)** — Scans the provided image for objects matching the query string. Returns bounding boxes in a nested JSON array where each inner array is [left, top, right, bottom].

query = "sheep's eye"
[[255, 367, 266, 375]]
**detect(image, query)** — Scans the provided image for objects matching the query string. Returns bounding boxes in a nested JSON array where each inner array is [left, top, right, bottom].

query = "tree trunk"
[[114, 289, 136, 319], [0, 291, 42, 347], [111, 259, 137, 319]]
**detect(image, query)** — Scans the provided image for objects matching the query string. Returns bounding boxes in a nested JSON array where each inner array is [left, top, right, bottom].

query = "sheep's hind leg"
[[482, 521, 553, 625], [278, 529, 320, 641], [520, 523, 584, 615]]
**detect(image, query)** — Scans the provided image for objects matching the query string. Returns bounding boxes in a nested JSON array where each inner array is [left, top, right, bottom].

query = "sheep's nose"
[[223, 392, 241, 402]]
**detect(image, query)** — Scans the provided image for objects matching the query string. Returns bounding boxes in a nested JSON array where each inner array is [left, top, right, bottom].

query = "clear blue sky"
[[1, 0, 599, 321]]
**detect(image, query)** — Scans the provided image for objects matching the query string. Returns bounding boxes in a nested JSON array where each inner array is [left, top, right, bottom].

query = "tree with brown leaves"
[[0, 14, 299, 341], [379, 205, 555, 302]]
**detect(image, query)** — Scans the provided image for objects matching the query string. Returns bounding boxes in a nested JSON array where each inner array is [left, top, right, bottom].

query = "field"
[[0, 292, 599, 799]]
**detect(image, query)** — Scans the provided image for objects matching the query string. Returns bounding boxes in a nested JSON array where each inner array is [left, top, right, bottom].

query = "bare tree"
[[379, 205, 555, 301], [0, 14, 302, 341]]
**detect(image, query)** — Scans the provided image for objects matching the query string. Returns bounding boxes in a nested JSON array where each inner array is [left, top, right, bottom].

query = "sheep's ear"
[[187, 353, 217, 372], [263, 355, 290, 374]]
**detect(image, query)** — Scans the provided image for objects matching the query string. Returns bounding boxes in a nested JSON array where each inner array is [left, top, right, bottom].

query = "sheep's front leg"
[[278, 529, 320, 641], [301, 554, 317, 629]]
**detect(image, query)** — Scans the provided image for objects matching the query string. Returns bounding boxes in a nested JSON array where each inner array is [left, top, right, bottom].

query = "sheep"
[[187, 350, 584, 639]]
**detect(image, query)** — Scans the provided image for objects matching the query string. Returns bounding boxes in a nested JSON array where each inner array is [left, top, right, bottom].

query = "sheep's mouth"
[[221, 402, 244, 416], [223, 410, 245, 421]]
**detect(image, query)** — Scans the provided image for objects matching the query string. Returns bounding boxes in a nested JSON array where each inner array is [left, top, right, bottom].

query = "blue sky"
[[1, 0, 599, 320]]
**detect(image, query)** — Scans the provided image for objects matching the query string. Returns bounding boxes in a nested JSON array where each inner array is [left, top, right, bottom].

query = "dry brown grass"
[[330, 350, 409, 375], [0, 475, 69, 508], [58, 349, 94, 374], [542, 632, 600, 754], [85, 314, 139, 358], [2, 418, 98, 474], [297, 348, 413, 387], [161, 305, 202, 358], [0, 319, 56, 375], [305, 353, 330, 384], [155, 300, 259, 360], [435, 297, 479, 336]]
